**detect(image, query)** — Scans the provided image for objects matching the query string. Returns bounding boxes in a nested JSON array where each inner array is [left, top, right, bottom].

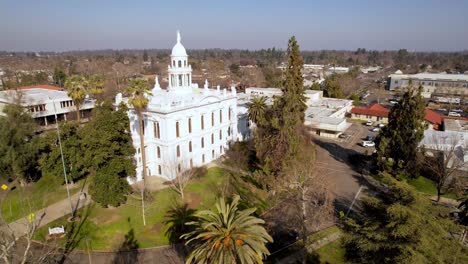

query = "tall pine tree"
[[376, 85, 425, 176], [253, 36, 306, 177]]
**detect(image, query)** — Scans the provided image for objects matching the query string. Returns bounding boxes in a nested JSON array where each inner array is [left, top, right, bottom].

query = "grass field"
[[406, 176, 458, 199], [33, 167, 227, 250], [315, 239, 346, 264], [1, 174, 83, 222]]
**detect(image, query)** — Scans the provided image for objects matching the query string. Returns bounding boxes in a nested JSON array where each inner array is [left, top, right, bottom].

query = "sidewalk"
[[7, 190, 92, 237]]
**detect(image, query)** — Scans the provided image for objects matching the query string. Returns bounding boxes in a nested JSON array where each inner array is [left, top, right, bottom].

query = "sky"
[[1, 0, 467, 52]]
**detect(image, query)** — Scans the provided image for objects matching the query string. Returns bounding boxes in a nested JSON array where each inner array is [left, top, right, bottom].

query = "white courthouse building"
[[118, 32, 238, 182]]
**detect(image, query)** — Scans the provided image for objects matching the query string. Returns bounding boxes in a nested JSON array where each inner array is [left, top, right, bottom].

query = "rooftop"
[[390, 71, 468, 81], [444, 119, 468, 133], [0, 85, 70, 105]]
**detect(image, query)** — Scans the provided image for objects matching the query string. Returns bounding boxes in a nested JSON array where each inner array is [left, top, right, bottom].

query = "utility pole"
[[50, 97, 74, 219]]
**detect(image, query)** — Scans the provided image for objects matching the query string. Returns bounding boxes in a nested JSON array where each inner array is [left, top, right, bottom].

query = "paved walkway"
[[7, 189, 91, 237]]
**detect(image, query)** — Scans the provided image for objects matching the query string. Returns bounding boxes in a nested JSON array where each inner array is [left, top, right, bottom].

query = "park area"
[[31, 167, 228, 250]]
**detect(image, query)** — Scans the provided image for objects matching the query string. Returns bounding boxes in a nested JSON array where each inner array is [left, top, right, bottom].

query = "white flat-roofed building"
[[117, 32, 238, 182], [241, 87, 353, 138], [0, 85, 95, 127], [388, 71, 468, 98]]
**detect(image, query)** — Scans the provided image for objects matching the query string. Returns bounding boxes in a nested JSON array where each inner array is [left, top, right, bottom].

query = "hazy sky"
[[1, 0, 467, 52]]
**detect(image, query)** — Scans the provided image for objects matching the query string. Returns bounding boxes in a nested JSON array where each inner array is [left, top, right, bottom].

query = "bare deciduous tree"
[[421, 132, 467, 201], [165, 159, 198, 201]]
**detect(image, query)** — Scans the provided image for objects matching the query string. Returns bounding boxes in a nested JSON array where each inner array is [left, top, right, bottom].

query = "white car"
[[378, 123, 385, 128], [365, 120, 373, 126], [371, 127, 380, 132], [361, 141, 375, 147], [448, 112, 461, 117]]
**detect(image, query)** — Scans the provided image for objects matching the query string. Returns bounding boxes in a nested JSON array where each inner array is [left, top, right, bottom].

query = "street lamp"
[[49, 97, 74, 219]]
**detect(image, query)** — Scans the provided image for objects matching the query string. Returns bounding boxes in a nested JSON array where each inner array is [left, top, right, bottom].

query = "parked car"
[[365, 120, 373, 126], [371, 127, 380, 132], [366, 135, 375, 141], [378, 123, 385, 128], [361, 141, 375, 147], [448, 112, 461, 117], [452, 109, 463, 113]]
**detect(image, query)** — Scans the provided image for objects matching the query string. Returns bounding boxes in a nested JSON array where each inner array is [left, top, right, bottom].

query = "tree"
[[164, 203, 198, 245], [125, 78, 152, 225], [420, 133, 467, 201], [168, 165, 198, 201], [343, 173, 467, 263], [253, 36, 307, 177], [143, 50, 148, 62], [39, 122, 83, 183], [247, 96, 267, 125], [322, 74, 344, 98], [182, 196, 273, 264], [376, 85, 426, 176], [82, 102, 135, 207], [87, 74, 105, 99], [53, 68, 67, 87], [0, 102, 39, 184], [64, 75, 87, 123], [458, 198, 468, 244]]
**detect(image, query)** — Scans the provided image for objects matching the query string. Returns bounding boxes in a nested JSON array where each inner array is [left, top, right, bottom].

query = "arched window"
[[157, 146, 161, 158], [219, 130, 222, 140], [173, 60, 175, 67], [201, 115, 204, 129], [201, 137, 205, 148], [212, 150, 215, 159], [158, 165, 161, 175], [211, 133, 214, 144], [188, 118, 192, 133], [184, 60, 187, 67], [178, 60, 182, 67], [189, 141, 192, 152], [176, 121, 180, 138], [211, 112, 214, 126], [219, 109, 223, 123], [177, 145, 180, 157]]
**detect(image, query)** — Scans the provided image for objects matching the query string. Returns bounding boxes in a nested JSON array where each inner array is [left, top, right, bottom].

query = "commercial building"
[[0, 85, 95, 128], [388, 70, 468, 98], [117, 32, 238, 182]]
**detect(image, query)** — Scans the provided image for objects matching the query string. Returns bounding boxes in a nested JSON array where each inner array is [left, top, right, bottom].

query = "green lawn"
[[315, 239, 346, 264], [1, 174, 83, 222], [406, 176, 457, 199], [33, 167, 227, 250]]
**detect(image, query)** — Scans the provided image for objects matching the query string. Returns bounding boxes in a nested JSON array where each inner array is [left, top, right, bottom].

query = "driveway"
[[313, 123, 371, 213]]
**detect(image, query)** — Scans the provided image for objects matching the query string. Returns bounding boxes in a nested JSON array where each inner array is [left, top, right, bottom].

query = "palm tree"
[[164, 203, 198, 245], [64, 75, 87, 123], [88, 74, 105, 99], [125, 78, 152, 226], [182, 196, 273, 264], [247, 96, 267, 125]]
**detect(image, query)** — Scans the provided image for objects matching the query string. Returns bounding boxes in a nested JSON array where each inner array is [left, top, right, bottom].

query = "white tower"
[[168, 31, 192, 93]]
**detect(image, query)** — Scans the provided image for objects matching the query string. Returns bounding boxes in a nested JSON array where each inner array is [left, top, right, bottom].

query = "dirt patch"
[[149, 222, 164, 233], [186, 193, 202, 208], [91, 210, 121, 225]]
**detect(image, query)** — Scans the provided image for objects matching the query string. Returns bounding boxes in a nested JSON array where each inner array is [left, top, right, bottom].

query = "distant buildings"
[[388, 70, 468, 98], [117, 32, 238, 182], [0, 85, 95, 128]]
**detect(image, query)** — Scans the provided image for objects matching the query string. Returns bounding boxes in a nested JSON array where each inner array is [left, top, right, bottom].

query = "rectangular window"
[[201, 137, 205, 148], [189, 141, 192, 152], [177, 145, 180, 157], [158, 165, 162, 175], [188, 118, 192, 133], [202, 154, 205, 163], [154, 122, 160, 139], [211, 112, 214, 126], [229, 108, 231, 120], [201, 115, 204, 130], [157, 147, 161, 158], [211, 133, 214, 144], [219, 110, 223, 123], [212, 150, 215, 159], [220, 146, 222, 154], [219, 130, 222, 140], [176, 121, 180, 138]]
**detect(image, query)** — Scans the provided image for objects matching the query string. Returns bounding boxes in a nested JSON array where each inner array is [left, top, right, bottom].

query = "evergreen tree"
[[39, 122, 83, 183], [376, 85, 426, 176], [82, 102, 135, 207], [251, 36, 306, 176], [0, 103, 39, 183], [322, 74, 344, 98], [53, 68, 67, 87], [343, 173, 467, 263]]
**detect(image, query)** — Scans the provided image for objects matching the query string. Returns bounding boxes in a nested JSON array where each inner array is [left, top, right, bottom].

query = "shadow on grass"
[[112, 218, 139, 264]]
